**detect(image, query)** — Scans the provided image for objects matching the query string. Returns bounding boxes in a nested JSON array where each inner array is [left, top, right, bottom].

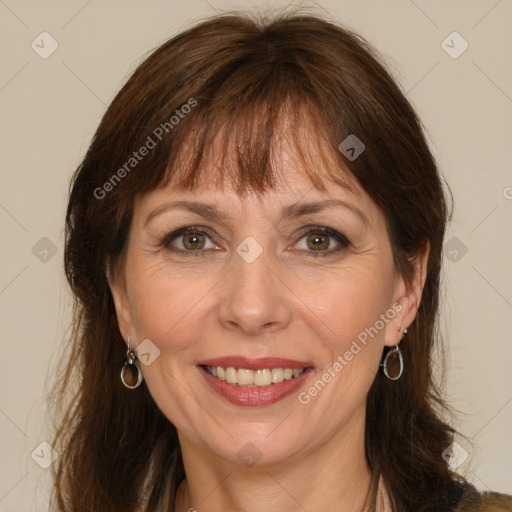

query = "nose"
[[217, 245, 293, 337]]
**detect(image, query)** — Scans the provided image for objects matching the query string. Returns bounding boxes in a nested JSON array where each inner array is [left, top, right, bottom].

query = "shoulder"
[[454, 482, 512, 512]]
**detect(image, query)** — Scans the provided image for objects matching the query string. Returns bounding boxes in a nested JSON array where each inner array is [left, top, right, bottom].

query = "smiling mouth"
[[201, 365, 308, 387]]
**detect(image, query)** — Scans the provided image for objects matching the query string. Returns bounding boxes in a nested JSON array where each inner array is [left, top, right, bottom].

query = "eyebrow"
[[144, 199, 369, 227]]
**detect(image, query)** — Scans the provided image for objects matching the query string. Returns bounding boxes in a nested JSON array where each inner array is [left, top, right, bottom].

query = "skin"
[[109, 136, 429, 512]]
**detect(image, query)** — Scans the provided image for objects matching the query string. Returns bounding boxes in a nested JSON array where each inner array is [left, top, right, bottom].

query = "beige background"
[[1, 0, 511, 510]]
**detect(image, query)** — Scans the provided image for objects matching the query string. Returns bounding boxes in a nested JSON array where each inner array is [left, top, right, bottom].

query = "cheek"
[[297, 260, 396, 400], [292, 262, 396, 426], [308, 262, 394, 341], [130, 276, 188, 353], [126, 259, 216, 352]]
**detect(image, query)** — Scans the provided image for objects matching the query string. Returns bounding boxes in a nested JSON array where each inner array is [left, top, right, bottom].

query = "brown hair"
[[52, 11, 458, 511]]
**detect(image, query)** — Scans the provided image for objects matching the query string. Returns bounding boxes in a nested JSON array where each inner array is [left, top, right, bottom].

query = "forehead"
[[133, 139, 384, 235], [164, 109, 359, 195], [134, 102, 380, 224], [142, 129, 361, 206]]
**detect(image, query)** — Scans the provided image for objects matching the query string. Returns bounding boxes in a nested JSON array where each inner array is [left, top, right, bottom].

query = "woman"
[[51, 11, 512, 512]]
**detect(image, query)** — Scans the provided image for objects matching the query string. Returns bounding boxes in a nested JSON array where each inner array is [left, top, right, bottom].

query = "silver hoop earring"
[[120, 337, 143, 389], [381, 344, 404, 380], [381, 328, 407, 381]]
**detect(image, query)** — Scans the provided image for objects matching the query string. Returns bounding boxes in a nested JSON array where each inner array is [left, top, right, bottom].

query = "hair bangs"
[[160, 69, 355, 198]]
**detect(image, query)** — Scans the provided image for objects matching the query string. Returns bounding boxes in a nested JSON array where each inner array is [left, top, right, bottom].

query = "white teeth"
[[205, 365, 306, 386], [271, 368, 284, 383], [253, 368, 271, 386], [237, 368, 254, 385], [225, 367, 237, 384]]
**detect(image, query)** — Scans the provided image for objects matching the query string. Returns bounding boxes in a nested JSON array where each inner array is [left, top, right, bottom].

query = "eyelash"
[[159, 225, 351, 258]]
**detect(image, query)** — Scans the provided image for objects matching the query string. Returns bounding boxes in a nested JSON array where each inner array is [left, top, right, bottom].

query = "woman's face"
[[110, 138, 426, 468]]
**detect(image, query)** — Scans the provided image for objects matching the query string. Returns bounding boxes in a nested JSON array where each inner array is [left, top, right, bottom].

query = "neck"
[[175, 408, 373, 512]]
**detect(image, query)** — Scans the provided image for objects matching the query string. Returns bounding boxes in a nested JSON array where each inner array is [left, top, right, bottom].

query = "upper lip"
[[199, 356, 313, 370]]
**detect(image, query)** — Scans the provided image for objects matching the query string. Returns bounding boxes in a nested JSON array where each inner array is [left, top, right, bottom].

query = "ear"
[[106, 265, 134, 343], [384, 241, 430, 347]]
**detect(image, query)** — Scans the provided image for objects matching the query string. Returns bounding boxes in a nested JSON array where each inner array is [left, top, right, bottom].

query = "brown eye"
[[294, 226, 351, 257], [161, 226, 217, 254], [306, 233, 330, 251], [182, 232, 206, 250]]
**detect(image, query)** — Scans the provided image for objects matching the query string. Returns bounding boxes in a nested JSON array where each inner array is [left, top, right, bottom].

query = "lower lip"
[[198, 366, 314, 407]]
